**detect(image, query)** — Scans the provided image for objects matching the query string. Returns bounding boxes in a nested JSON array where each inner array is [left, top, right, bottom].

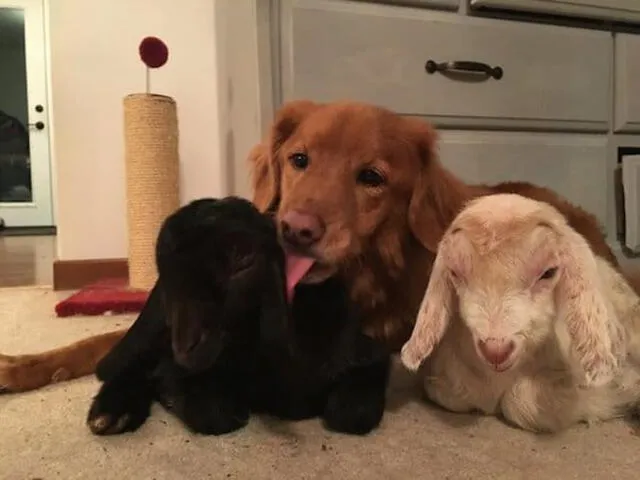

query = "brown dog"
[[0, 99, 628, 393]]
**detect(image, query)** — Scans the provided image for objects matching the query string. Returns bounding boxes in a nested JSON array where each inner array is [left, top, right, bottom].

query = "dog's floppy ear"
[[250, 100, 319, 213], [405, 118, 470, 252], [554, 224, 624, 386], [400, 231, 461, 371], [249, 142, 279, 213]]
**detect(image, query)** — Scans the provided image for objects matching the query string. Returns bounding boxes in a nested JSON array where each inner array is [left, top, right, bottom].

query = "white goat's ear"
[[400, 240, 454, 371], [556, 227, 621, 387]]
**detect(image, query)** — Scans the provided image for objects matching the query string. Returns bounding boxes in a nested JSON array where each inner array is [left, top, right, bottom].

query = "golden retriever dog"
[[0, 99, 632, 393]]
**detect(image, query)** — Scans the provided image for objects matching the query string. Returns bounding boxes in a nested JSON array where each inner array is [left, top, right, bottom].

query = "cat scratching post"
[[123, 93, 180, 290]]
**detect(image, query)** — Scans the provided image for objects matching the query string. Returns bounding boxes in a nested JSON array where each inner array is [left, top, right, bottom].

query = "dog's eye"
[[539, 267, 558, 281], [289, 152, 309, 170], [357, 168, 385, 188]]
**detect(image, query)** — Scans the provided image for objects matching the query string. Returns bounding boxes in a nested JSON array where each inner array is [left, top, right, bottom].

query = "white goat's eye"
[[539, 267, 558, 280]]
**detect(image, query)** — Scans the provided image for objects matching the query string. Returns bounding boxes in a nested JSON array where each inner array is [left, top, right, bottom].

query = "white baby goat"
[[400, 193, 640, 433]]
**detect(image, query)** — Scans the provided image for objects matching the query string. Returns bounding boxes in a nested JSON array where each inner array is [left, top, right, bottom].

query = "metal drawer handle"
[[425, 60, 503, 80]]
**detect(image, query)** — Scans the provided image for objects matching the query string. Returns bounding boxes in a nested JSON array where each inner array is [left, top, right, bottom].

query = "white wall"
[[47, 0, 262, 261]]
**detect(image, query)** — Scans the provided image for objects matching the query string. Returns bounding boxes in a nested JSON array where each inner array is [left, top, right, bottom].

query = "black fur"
[[87, 196, 390, 437]]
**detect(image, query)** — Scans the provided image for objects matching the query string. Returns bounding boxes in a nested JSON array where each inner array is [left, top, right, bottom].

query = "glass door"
[[0, 0, 53, 228]]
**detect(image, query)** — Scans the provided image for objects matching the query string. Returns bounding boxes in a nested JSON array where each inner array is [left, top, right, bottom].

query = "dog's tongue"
[[285, 253, 316, 302]]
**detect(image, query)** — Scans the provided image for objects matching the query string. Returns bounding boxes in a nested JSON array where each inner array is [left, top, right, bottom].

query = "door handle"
[[28, 121, 45, 130], [425, 60, 503, 80]]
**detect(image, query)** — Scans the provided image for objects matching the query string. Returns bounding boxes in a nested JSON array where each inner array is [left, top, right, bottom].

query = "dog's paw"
[[86, 382, 152, 435], [323, 387, 385, 436], [0, 354, 71, 393], [0, 355, 15, 393], [0, 354, 31, 393]]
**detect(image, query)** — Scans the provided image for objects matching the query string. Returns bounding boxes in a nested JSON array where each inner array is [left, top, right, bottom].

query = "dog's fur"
[[87, 197, 390, 436], [400, 194, 640, 432], [0, 100, 636, 393]]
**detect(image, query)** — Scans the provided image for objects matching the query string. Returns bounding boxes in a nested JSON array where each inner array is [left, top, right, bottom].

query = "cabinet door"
[[471, 0, 640, 23], [614, 34, 640, 133], [436, 130, 613, 237]]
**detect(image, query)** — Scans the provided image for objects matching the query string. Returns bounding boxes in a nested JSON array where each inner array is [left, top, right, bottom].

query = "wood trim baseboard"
[[53, 258, 129, 291]]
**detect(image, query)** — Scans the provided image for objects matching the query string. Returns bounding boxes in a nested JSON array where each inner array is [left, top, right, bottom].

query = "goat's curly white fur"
[[400, 193, 640, 433]]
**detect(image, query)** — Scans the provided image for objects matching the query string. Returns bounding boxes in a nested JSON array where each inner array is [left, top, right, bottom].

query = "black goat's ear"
[[259, 260, 293, 355], [95, 282, 169, 382]]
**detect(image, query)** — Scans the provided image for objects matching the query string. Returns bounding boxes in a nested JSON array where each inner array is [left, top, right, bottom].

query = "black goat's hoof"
[[87, 411, 141, 436], [86, 382, 152, 435], [180, 395, 250, 436], [183, 412, 249, 436], [323, 388, 385, 436]]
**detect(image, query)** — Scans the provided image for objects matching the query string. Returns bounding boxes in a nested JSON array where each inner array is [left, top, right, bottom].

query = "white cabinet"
[[615, 34, 640, 133], [280, 0, 611, 131], [436, 130, 612, 235], [471, 0, 640, 23]]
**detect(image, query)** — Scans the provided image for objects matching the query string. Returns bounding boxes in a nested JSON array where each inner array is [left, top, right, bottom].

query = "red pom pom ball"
[[139, 36, 169, 69]]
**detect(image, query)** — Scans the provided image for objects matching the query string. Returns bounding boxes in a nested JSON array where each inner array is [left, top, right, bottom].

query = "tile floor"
[[0, 234, 56, 288]]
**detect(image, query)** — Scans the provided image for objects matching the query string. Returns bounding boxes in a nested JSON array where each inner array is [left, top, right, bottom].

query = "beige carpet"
[[1, 286, 639, 480]]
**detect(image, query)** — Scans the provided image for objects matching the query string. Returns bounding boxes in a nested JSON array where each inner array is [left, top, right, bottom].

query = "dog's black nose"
[[280, 210, 326, 247]]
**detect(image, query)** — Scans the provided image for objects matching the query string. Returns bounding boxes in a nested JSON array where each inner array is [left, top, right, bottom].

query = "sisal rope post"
[[123, 93, 180, 290]]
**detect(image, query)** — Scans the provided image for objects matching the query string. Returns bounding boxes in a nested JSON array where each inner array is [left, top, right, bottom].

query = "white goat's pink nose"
[[477, 338, 515, 366]]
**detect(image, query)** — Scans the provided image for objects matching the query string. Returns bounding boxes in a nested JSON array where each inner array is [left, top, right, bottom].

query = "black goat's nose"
[[280, 210, 325, 247]]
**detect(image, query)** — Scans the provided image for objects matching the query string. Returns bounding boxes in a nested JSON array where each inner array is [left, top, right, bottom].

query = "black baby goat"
[[86, 196, 391, 436]]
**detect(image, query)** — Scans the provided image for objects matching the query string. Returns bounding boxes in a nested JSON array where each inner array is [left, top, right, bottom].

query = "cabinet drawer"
[[614, 34, 640, 133], [471, 0, 640, 24], [436, 130, 612, 236], [279, 0, 612, 131]]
